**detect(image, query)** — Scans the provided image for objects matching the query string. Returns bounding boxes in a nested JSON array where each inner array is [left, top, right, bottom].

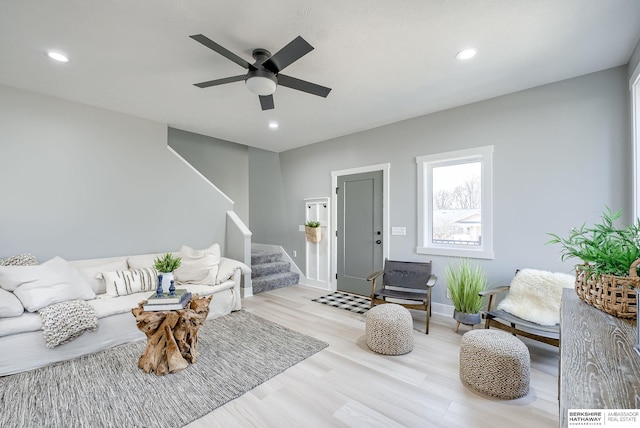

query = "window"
[[416, 146, 494, 259], [632, 64, 640, 220]]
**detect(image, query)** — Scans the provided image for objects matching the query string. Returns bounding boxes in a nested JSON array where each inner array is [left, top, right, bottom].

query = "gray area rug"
[[0, 310, 328, 428]]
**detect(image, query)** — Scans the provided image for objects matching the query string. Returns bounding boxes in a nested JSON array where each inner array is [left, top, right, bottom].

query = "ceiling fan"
[[190, 34, 331, 111]]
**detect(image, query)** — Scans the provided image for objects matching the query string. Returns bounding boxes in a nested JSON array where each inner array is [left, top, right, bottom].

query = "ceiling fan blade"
[[262, 36, 314, 73], [277, 74, 331, 98], [259, 95, 275, 110], [190, 34, 256, 70], [193, 75, 246, 88]]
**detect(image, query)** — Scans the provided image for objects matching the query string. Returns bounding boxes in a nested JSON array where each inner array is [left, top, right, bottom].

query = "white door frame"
[[331, 163, 390, 291]]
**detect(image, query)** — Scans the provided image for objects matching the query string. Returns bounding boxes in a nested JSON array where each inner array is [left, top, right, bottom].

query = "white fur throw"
[[497, 269, 574, 326]]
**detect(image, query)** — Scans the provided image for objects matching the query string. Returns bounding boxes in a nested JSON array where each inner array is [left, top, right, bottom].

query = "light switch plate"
[[391, 227, 406, 236], [299, 225, 305, 232]]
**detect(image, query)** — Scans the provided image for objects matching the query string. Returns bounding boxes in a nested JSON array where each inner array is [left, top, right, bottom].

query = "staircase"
[[251, 248, 300, 294]]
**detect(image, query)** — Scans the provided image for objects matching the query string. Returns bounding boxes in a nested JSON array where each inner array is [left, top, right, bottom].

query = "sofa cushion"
[[0, 257, 96, 312], [76, 259, 128, 295], [0, 312, 42, 337], [0, 288, 24, 317], [101, 268, 159, 297], [127, 252, 181, 270], [216, 257, 251, 284], [88, 283, 227, 319], [174, 244, 220, 286], [0, 253, 39, 266]]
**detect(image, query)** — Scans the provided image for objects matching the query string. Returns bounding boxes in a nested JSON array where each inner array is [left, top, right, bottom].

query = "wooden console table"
[[560, 289, 640, 426], [131, 294, 212, 376]]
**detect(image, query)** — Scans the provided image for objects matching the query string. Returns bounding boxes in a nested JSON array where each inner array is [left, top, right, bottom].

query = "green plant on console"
[[305, 221, 321, 228], [154, 253, 182, 273], [445, 258, 487, 314], [547, 207, 640, 277]]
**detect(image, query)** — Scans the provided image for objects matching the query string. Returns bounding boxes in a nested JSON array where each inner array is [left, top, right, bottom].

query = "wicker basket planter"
[[574, 258, 640, 319], [305, 226, 321, 243]]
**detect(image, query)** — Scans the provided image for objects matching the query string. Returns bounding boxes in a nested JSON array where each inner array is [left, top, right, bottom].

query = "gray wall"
[[168, 127, 249, 225], [0, 85, 233, 261], [248, 147, 290, 245], [277, 66, 631, 304], [629, 36, 640, 81]]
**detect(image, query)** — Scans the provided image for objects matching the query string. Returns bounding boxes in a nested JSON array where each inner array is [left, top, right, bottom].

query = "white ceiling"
[[1, 1, 639, 152]]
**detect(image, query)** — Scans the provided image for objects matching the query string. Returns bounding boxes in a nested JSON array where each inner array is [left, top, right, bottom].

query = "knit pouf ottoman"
[[459, 329, 530, 399], [365, 304, 414, 355]]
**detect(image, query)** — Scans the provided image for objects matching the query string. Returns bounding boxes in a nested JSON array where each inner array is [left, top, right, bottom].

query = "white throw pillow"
[[497, 268, 574, 326], [216, 257, 251, 284], [101, 268, 159, 297], [78, 260, 129, 294], [127, 254, 162, 270], [0, 288, 24, 317], [174, 244, 221, 286], [0, 257, 96, 312]]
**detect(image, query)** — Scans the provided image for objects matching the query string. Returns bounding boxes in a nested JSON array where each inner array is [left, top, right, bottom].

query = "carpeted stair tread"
[[251, 261, 293, 278], [251, 247, 299, 294], [252, 271, 300, 294], [251, 249, 282, 265]]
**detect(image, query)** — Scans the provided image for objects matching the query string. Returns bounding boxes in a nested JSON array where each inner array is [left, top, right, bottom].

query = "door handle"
[[376, 240, 382, 245]]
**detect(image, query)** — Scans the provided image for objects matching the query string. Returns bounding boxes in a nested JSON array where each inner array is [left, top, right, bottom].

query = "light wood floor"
[[186, 285, 559, 428]]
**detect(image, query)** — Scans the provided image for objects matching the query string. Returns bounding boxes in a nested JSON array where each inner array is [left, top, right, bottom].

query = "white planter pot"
[[159, 272, 174, 294]]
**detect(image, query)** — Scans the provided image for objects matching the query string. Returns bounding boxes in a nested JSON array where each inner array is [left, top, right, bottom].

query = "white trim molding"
[[416, 145, 494, 260], [330, 163, 391, 291], [632, 69, 640, 221]]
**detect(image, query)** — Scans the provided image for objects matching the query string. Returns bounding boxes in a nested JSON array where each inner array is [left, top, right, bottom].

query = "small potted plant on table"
[[154, 253, 182, 296], [445, 258, 487, 332]]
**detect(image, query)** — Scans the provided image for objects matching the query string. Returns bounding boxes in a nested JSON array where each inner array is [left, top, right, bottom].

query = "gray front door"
[[337, 170, 384, 296]]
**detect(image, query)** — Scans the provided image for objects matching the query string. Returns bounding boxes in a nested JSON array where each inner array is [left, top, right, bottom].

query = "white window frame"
[[416, 145, 494, 259], [632, 63, 640, 220]]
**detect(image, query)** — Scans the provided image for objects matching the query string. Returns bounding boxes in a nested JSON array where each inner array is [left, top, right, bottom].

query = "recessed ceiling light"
[[268, 121, 278, 129], [47, 51, 69, 62], [456, 48, 476, 61]]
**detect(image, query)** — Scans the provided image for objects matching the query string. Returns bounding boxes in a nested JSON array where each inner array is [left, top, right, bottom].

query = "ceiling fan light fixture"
[[245, 71, 277, 96]]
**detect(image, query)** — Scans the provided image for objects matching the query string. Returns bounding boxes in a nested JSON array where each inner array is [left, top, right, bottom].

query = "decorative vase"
[[453, 310, 481, 331], [160, 272, 175, 295]]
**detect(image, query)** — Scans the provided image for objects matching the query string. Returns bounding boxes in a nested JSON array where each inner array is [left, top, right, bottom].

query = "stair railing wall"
[[226, 210, 253, 297]]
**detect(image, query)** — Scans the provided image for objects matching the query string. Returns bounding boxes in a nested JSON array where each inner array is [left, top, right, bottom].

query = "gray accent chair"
[[367, 259, 437, 334]]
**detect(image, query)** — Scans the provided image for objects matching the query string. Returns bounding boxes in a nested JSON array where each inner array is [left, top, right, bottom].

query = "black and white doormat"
[[312, 291, 371, 314]]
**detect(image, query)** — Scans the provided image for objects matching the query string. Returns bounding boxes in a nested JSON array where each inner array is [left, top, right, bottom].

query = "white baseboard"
[[432, 302, 455, 317]]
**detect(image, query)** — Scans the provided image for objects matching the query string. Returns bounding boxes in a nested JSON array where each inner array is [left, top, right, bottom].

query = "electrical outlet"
[[293, 250, 297, 257], [446, 290, 451, 299]]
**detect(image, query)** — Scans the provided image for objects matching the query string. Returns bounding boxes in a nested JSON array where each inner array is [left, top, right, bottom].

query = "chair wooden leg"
[[425, 313, 429, 334]]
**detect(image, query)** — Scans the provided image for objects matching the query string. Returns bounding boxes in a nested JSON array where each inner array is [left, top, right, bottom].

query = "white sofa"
[[0, 247, 249, 377]]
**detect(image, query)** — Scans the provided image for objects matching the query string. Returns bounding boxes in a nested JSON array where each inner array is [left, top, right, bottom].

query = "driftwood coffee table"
[[131, 294, 212, 375]]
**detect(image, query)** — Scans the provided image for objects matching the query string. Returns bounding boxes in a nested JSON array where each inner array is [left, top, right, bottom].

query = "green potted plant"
[[547, 207, 640, 318], [445, 258, 487, 331], [154, 253, 182, 293], [305, 221, 322, 243]]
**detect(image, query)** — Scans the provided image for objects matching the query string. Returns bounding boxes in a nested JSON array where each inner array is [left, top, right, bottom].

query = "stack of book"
[[143, 289, 192, 312]]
